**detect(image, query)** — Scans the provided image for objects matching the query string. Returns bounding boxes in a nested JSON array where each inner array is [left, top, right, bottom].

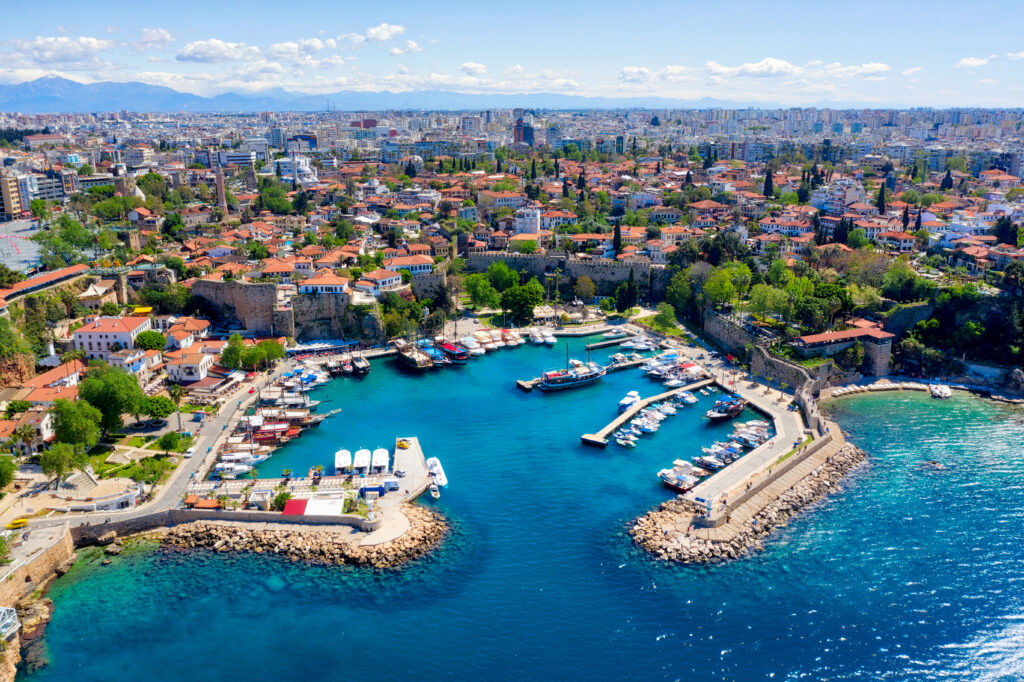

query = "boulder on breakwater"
[[630, 443, 867, 564], [162, 504, 447, 569]]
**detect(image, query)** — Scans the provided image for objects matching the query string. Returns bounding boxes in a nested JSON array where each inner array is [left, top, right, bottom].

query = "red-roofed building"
[[72, 316, 153, 361]]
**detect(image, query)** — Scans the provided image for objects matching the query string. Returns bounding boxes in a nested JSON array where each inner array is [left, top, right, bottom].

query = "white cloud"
[[955, 56, 990, 68], [618, 66, 650, 83], [135, 28, 174, 52], [388, 40, 422, 56], [824, 62, 889, 77], [460, 62, 487, 76], [978, 78, 998, 85], [11, 36, 114, 64], [395, 64, 409, 75], [1008, 51, 1024, 60], [706, 57, 801, 77], [619, 64, 696, 84], [365, 23, 405, 42], [176, 39, 255, 63], [901, 66, 923, 76], [338, 32, 367, 46]]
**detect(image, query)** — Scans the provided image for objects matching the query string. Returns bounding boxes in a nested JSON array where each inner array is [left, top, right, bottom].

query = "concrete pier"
[[585, 335, 634, 350], [580, 377, 714, 447]]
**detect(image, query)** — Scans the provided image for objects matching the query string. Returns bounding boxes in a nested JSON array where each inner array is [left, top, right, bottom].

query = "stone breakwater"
[[162, 505, 447, 569], [630, 443, 867, 563]]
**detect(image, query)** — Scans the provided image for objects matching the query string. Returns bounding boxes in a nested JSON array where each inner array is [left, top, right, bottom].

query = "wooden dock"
[[580, 377, 714, 447]]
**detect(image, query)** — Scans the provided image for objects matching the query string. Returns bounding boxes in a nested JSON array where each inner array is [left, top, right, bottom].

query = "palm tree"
[[167, 383, 185, 432], [12, 424, 36, 457]]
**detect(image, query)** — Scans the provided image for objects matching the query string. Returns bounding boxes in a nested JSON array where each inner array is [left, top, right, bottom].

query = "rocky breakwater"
[[631, 443, 867, 563], [163, 505, 447, 568]]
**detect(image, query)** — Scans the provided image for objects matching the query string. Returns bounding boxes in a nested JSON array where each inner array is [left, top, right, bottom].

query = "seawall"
[[630, 424, 867, 563]]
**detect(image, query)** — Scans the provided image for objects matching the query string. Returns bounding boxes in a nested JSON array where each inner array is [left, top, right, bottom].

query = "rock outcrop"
[[162, 505, 446, 568], [631, 443, 867, 564]]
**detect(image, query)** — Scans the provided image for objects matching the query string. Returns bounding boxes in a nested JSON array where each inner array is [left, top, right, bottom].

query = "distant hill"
[[0, 76, 767, 113]]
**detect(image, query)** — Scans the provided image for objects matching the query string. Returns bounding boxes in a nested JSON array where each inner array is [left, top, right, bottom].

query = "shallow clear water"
[[26, 348, 1024, 681]]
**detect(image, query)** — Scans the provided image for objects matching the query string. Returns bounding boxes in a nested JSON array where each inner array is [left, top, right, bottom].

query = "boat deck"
[[580, 377, 714, 447]]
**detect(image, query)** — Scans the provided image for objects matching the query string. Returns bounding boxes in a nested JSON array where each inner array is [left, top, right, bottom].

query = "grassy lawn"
[[178, 403, 217, 414], [775, 435, 814, 465], [794, 356, 830, 368], [635, 315, 691, 338], [86, 444, 113, 457], [124, 435, 155, 448]]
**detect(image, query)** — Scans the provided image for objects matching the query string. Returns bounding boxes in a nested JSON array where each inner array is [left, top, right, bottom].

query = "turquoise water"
[[26, 350, 1024, 681]]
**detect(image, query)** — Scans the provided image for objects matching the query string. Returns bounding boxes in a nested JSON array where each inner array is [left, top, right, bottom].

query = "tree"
[[848, 228, 870, 249], [500, 280, 544, 321], [258, 339, 285, 365], [614, 269, 639, 312], [485, 261, 518, 292], [241, 346, 267, 371], [0, 456, 15, 488], [666, 270, 693, 318], [653, 302, 676, 328], [100, 301, 121, 316], [4, 400, 30, 419], [51, 398, 102, 450], [940, 169, 953, 191], [465, 273, 501, 309], [574, 275, 596, 302], [220, 333, 246, 369], [612, 221, 622, 254], [875, 186, 886, 214], [134, 330, 167, 351], [157, 431, 180, 453], [40, 443, 86, 487], [78, 365, 145, 434], [167, 383, 185, 432], [749, 283, 787, 318], [763, 169, 774, 198], [902, 205, 910, 231], [146, 395, 175, 420], [1003, 260, 1024, 293], [703, 268, 736, 308]]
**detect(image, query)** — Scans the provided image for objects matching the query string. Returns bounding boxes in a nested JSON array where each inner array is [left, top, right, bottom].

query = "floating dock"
[[585, 335, 635, 350], [580, 377, 714, 447]]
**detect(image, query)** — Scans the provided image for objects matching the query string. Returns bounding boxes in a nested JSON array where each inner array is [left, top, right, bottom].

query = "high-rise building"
[[0, 173, 24, 221]]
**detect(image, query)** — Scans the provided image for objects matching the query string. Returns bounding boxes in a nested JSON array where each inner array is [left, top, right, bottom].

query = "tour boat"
[[706, 396, 748, 421], [488, 329, 507, 348], [663, 378, 686, 388], [473, 331, 496, 349], [214, 462, 253, 478], [352, 356, 371, 374], [460, 336, 486, 355], [427, 457, 448, 487], [394, 339, 433, 370], [417, 339, 450, 366], [538, 359, 606, 391], [334, 449, 352, 474], [658, 468, 699, 493], [339, 353, 354, 374], [371, 448, 391, 474], [618, 390, 641, 412], [436, 339, 469, 364], [693, 455, 724, 470], [353, 449, 372, 475]]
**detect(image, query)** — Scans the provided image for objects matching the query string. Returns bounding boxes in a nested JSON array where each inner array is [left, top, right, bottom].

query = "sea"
[[23, 340, 1024, 681]]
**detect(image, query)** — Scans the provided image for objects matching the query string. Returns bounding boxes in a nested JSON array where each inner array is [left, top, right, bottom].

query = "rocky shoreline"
[[630, 443, 867, 564], [162, 504, 448, 568]]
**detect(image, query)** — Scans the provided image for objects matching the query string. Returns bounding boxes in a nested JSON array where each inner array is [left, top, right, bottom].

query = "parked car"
[[184, 447, 196, 459]]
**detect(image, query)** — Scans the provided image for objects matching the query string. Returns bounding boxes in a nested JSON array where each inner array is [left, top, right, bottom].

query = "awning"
[[281, 499, 308, 515]]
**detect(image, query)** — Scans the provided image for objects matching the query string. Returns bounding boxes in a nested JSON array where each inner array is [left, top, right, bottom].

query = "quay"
[[585, 335, 635, 350], [516, 356, 647, 392], [580, 377, 714, 447]]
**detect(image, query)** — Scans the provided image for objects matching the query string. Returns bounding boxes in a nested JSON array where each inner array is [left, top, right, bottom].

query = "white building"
[[73, 316, 153, 361], [513, 206, 540, 234]]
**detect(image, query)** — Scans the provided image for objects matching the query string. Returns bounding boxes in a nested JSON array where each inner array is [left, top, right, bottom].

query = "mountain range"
[[0, 76, 768, 113]]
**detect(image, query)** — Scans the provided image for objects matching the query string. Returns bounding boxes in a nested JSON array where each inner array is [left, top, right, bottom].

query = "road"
[[28, 360, 302, 530]]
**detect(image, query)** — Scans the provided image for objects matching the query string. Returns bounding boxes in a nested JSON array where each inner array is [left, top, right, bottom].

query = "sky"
[[1, 0, 1023, 107]]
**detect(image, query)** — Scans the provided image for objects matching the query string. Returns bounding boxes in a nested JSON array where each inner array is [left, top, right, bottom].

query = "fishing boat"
[[427, 457, 448, 486], [618, 390, 641, 412], [616, 437, 638, 448], [338, 353, 354, 374], [693, 455, 724, 470], [538, 359, 606, 391], [657, 467, 699, 493], [394, 339, 433, 370], [352, 355, 371, 374], [429, 483, 440, 499], [679, 391, 698, 405]]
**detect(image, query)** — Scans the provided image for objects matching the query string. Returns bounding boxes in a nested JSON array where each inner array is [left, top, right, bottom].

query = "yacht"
[[618, 390, 641, 412], [542, 330, 557, 345], [528, 328, 544, 344], [460, 336, 486, 356]]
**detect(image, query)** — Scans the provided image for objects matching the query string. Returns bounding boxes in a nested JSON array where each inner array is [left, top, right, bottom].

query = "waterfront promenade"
[[580, 378, 714, 446]]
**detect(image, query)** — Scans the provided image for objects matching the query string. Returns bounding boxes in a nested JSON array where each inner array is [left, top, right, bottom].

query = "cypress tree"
[[562, 177, 570, 198], [496, 158, 502, 173], [763, 168, 774, 198], [530, 158, 537, 181], [613, 221, 622, 254], [876, 186, 886, 214], [940, 169, 953, 191], [554, 158, 560, 177], [576, 172, 586, 190], [914, 207, 922, 231], [685, 170, 693, 185], [902, 205, 910, 230]]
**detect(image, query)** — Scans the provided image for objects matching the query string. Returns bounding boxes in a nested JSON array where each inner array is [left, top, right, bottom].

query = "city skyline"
[[2, 0, 1024, 108]]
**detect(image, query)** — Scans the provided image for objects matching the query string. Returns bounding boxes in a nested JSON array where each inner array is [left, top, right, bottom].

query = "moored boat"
[[538, 359, 606, 391], [618, 390, 641, 412]]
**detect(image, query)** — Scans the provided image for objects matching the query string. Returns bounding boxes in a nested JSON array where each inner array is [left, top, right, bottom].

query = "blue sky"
[[1, 0, 1023, 105]]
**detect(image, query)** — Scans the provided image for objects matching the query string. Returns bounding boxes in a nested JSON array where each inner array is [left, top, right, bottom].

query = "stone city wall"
[[750, 345, 815, 389], [880, 301, 934, 338], [191, 280, 278, 334], [702, 312, 760, 354], [0, 527, 75, 608]]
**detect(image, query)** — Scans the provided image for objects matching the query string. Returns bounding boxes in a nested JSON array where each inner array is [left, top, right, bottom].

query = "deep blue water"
[[26, 347, 1024, 681]]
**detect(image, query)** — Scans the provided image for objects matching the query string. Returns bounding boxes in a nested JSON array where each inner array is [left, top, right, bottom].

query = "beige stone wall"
[[192, 280, 279, 334], [0, 528, 75, 608]]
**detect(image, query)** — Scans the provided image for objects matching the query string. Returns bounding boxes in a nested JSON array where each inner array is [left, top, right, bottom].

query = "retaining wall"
[[192, 280, 279, 334], [0, 527, 75, 608], [703, 312, 759, 354]]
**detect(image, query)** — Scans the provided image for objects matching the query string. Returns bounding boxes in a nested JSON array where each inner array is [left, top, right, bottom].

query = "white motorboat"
[[427, 457, 448, 487], [528, 329, 544, 344], [542, 331, 557, 345], [603, 329, 629, 339], [618, 390, 641, 413], [334, 448, 352, 474], [214, 462, 253, 478], [461, 336, 487, 355], [616, 437, 637, 448], [488, 329, 507, 348], [679, 391, 698, 405]]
